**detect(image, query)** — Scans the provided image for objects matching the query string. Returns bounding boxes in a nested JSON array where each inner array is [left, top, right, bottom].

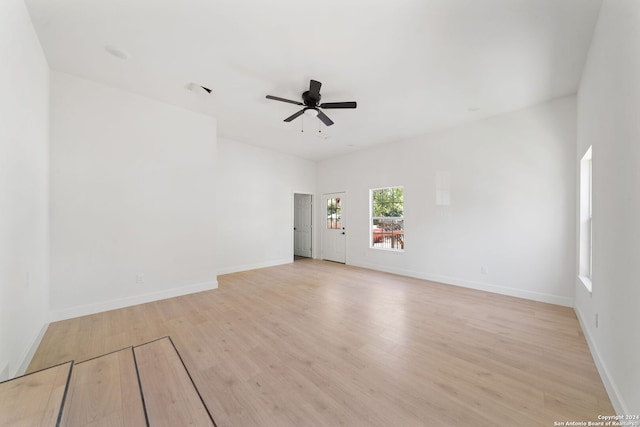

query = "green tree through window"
[[372, 187, 403, 217], [371, 187, 404, 250]]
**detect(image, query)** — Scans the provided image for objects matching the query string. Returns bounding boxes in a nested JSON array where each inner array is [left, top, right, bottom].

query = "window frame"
[[578, 146, 592, 292], [369, 186, 404, 252], [326, 196, 342, 230]]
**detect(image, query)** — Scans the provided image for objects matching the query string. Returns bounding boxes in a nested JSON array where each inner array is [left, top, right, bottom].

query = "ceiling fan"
[[266, 79, 357, 126]]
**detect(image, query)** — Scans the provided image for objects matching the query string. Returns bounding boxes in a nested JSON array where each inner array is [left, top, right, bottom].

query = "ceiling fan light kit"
[[304, 108, 318, 117], [266, 79, 357, 127]]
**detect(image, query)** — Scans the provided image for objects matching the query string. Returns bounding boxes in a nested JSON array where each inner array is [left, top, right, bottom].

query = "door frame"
[[292, 192, 313, 260]]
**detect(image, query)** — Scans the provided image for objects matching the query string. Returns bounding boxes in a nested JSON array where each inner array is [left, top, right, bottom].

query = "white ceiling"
[[25, 0, 602, 161]]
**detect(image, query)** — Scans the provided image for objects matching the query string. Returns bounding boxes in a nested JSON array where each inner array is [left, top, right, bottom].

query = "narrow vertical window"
[[327, 197, 341, 229], [370, 187, 404, 250], [579, 146, 592, 291]]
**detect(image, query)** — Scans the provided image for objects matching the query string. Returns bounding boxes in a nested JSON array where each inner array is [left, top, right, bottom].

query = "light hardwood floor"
[[60, 348, 146, 426], [0, 361, 71, 426], [135, 337, 215, 427], [29, 259, 614, 426]]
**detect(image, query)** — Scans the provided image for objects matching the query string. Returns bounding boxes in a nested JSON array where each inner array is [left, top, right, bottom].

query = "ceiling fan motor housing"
[[302, 90, 320, 107]]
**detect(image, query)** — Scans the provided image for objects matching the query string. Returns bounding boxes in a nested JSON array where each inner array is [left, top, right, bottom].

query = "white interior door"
[[294, 193, 312, 258], [322, 192, 346, 263]]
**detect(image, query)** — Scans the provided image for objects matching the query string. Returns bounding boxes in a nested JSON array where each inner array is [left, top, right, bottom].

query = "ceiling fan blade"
[[320, 101, 357, 109], [266, 95, 303, 106], [317, 110, 334, 126], [309, 80, 322, 100], [284, 109, 305, 122]]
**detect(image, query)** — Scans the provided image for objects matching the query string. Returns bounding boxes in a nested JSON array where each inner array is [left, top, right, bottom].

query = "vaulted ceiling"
[[25, 0, 602, 160]]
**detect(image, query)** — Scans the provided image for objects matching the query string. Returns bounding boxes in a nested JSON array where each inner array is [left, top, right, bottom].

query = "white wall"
[[216, 137, 316, 274], [0, 0, 50, 379], [50, 71, 218, 320], [575, 0, 640, 415], [318, 97, 576, 306]]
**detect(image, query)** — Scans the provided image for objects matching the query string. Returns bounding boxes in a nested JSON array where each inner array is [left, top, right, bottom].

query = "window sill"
[[578, 275, 592, 294], [369, 247, 404, 253]]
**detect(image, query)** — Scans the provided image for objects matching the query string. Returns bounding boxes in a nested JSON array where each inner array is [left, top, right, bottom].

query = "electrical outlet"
[[480, 266, 489, 274], [136, 274, 144, 284]]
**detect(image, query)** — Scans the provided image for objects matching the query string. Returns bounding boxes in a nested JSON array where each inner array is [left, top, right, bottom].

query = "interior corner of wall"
[[15, 322, 49, 377], [0, 361, 10, 382]]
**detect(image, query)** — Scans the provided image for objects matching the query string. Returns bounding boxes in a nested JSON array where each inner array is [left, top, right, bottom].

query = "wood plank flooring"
[[29, 259, 614, 426], [135, 337, 215, 427], [0, 361, 71, 426], [60, 348, 146, 427]]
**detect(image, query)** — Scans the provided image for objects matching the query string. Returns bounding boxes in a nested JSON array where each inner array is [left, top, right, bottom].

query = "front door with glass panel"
[[322, 192, 346, 263]]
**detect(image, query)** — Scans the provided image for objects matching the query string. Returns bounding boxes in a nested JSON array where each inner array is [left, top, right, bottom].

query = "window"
[[370, 187, 404, 250], [579, 146, 592, 291], [326, 197, 342, 229]]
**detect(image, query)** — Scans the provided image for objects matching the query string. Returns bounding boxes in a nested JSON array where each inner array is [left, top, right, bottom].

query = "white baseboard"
[[16, 323, 49, 377], [574, 305, 630, 418], [217, 258, 292, 276], [48, 280, 218, 322], [348, 261, 574, 307]]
